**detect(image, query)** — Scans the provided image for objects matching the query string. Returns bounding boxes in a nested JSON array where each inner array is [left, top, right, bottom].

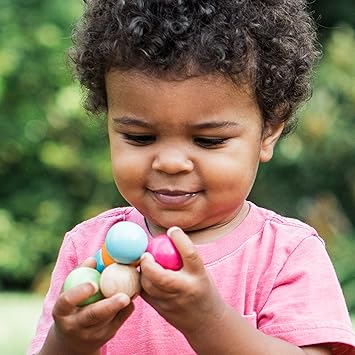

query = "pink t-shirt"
[[28, 202, 355, 354]]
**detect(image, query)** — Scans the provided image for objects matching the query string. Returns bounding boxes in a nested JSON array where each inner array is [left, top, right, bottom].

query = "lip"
[[148, 189, 200, 206]]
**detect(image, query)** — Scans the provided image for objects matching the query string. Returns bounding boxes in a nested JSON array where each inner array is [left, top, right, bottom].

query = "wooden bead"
[[147, 234, 183, 270], [101, 243, 115, 267], [63, 267, 103, 306], [105, 221, 148, 264], [100, 263, 141, 299]]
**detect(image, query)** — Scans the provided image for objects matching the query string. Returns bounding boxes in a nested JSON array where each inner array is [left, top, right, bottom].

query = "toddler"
[[29, 0, 355, 354]]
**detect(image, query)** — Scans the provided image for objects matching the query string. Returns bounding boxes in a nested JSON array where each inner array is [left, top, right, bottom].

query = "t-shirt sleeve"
[[257, 235, 355, 354], [26, 232, 78, 355]]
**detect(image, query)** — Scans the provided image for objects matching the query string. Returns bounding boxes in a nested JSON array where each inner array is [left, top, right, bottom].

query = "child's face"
[[106, 71, 281, 238]]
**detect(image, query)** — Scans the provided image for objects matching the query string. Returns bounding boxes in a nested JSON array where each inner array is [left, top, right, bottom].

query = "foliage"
[[251, 25, 355, 309], [252, 26, 355, 228], [0, 0, 354, 314], [0, 0, 124, 288], [312, 0, 355, 34]]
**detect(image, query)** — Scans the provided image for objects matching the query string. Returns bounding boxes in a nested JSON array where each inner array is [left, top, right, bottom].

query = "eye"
[[194, 137, 227, 148], [123, 133, 156, 145]]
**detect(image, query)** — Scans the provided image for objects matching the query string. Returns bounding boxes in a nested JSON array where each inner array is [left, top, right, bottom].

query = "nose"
[[152, 147, 194, 174]]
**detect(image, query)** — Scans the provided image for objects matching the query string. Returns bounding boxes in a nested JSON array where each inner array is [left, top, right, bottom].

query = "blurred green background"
[[0, 0, 354, 353]]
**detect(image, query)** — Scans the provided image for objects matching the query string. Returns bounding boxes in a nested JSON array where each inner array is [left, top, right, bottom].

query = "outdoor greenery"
[[0, 292, 43, 355], [0, 0, 354, 317]]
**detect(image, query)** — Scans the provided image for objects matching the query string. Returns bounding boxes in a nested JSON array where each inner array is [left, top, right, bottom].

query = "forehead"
[[105, 70, 260, 126]]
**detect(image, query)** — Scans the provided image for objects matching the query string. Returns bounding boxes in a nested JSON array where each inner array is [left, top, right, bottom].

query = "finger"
[[141, 253, 182, 294], [54, 282, 98, 317], [167, 227, 204, 273], [140, 252, 165, 273], [110, 301, 135, 329], [140, 252, 174, 282], [140, 252, 166, 287], [78, 293, 131, 327], [140, 289, 156, 308], [59, 259, 97, 294], [80, 256, 97, 268], [140, 290, 169, 312], [141, 252, 176, 285]]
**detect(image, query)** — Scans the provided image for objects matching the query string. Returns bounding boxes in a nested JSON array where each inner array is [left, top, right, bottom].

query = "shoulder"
[[62, 206, 145, 262], [244, 202, 328, 272], [67, 206, 143, 235], [252, 205, 355, 351], [249, 201, 325, 248]]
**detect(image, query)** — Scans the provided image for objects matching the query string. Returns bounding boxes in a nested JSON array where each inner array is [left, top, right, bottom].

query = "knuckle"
[[141, 277, 154, 294], [60, 292, 72, 305], [160, 274, 177, 289], [85, 308, 99, 324], [185, 249, 200, 264], [64, 322, 76, 334], [150, 272, 172, 289], [56, 317, 76, 334]]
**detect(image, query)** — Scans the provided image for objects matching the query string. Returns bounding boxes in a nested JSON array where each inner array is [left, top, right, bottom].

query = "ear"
[[259, 123, 285, 163]]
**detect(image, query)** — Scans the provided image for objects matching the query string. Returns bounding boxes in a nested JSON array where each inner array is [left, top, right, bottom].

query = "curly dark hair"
[[70, 0, 320, 135]]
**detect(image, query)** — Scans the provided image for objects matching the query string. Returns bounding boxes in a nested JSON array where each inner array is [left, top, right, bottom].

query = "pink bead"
[[147, 235, 183, 270]]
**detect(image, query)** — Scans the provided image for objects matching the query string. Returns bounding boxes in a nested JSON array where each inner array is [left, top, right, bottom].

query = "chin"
[[148, 213, 194, 230]]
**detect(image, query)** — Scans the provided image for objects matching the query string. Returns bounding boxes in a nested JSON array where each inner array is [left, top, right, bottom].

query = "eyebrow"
[[191, 121, 239, 129], [112, 116, 153, 129], [112, 116, 239, 130]]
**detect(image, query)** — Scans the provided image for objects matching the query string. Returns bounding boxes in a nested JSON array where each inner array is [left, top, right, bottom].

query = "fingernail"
[[167, 226, 182, 237], [89, 281, 99, 293], [115, 293, 130, 305], [141, 252, 155, 263]]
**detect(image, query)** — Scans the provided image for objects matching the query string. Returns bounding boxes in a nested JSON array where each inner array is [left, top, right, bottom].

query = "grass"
[[0, 292, 44, 355]]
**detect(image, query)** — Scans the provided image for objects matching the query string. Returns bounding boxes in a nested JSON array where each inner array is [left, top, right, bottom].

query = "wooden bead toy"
[[94, 249, 106, 273], [63, 267, 103, 306], [105, 221, 148, 264], [101, 243, 116, 267], [100, 263, 141, 299], [146, 234, 183, 271]]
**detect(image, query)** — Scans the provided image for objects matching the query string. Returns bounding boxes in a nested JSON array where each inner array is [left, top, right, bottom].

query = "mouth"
[[148, 188, 200, 206]]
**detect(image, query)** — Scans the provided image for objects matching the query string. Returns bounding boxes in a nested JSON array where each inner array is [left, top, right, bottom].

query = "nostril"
[[152, 153, 194, 174]]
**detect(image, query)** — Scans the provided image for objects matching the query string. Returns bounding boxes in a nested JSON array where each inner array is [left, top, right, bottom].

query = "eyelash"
[[123, 134, 156, 145], [194, 137, 227, 148], [123, 134, 227, 148]]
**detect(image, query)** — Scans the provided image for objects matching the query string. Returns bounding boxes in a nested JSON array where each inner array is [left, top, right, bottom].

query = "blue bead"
[[95, 249, 105, 272], [105, 221, 148, 264]]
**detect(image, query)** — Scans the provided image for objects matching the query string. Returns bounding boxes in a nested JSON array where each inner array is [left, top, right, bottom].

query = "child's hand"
[[48, 258, 134, 355], [140, 227, 226, 337]]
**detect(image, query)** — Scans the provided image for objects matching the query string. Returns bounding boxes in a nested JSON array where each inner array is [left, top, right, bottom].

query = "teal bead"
[[95, 249, 105, 272]]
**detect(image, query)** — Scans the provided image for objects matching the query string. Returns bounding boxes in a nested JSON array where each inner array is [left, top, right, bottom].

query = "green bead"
[[64, 267, 103, 306]]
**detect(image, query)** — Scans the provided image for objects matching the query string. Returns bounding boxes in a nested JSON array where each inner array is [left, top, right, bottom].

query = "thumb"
[[54, 282, 99, 316], [167, 226, 204, 273]]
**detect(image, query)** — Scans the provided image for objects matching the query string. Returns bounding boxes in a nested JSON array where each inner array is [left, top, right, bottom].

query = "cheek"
[[206, 152, 257, 176], [202, 152, 259, 192], [111, 150, 148, 187]]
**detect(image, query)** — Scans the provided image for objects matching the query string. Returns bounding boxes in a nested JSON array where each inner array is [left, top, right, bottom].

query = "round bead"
[[105, 222, 148, 264], [95, 249, 105, 273], [100, 263, 141, 298], [101, 243, 115, 267], [146, 234, 183, 271], [63, 267, 103, 306]]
